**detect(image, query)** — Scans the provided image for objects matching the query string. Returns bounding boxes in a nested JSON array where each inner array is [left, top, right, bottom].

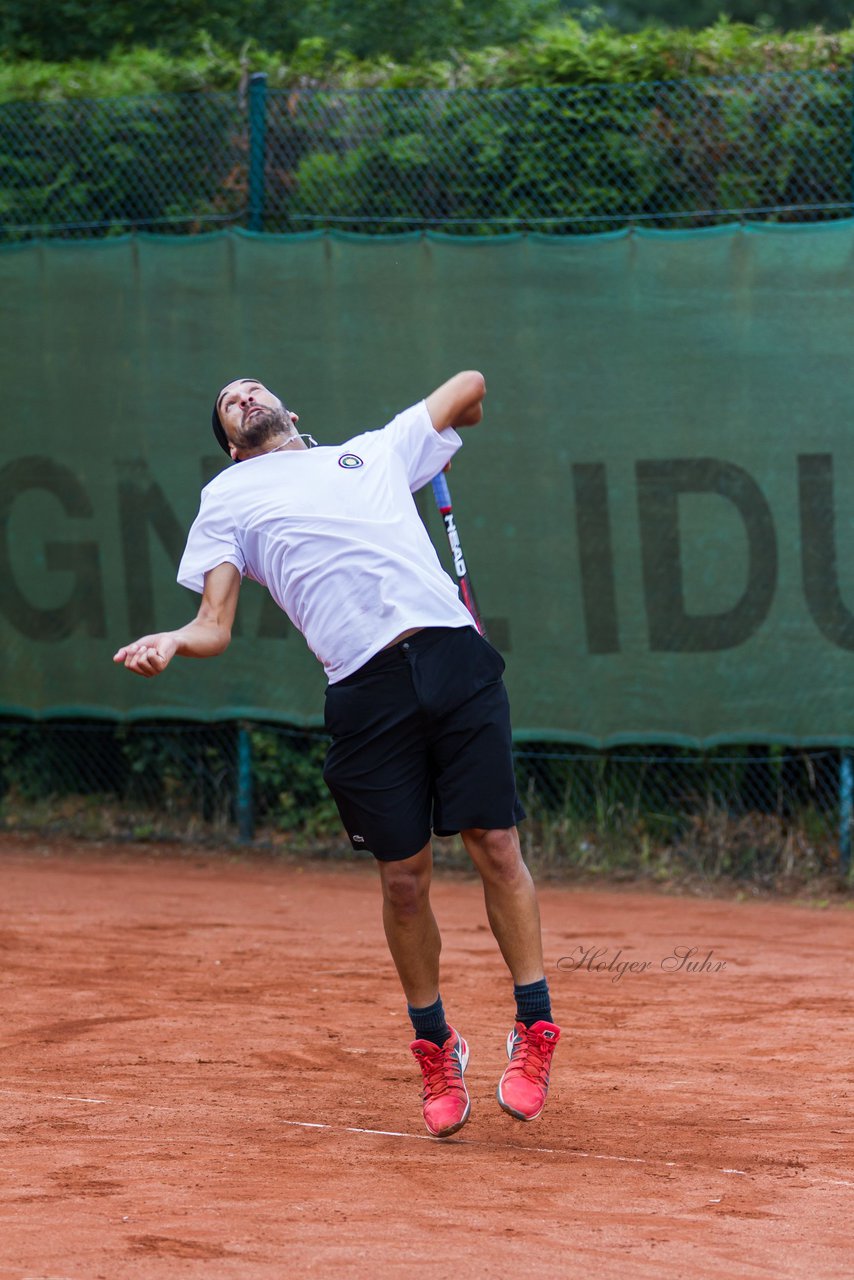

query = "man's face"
[[216, 379, 291, 454]]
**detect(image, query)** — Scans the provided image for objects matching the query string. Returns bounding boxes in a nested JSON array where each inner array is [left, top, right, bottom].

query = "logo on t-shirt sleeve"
[[338, 453, 364, 469]]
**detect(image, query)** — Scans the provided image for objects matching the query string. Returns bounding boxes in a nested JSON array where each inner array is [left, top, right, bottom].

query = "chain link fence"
[[0, 90, 248, 237], [2, 69, 854, 238], [0, 720, 848, 882]]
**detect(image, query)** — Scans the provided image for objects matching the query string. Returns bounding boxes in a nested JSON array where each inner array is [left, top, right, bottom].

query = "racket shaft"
[[431, 474, 485, 636]]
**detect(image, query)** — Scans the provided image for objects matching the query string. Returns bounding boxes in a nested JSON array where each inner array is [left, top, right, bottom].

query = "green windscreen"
[[3, 224, 854, 746]]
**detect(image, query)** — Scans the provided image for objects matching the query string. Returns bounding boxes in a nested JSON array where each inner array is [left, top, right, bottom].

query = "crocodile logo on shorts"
[[338, 453, 364, 469]]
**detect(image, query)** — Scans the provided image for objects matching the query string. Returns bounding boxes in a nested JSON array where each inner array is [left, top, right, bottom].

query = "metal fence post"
[[839, 749, 852, 877], [236, 723, 255, 843], [248, 72, 268, 232], [851, 62, 854, 216]]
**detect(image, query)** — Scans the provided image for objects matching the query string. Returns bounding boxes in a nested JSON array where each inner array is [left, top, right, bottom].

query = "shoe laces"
[[415, 1043, 464, 1099], [509, 1027, 552, 1085]]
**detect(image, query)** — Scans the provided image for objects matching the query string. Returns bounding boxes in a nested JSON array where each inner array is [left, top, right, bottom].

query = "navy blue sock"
[[408, 995, 451, 1048], [514, 977, 552, 1028]]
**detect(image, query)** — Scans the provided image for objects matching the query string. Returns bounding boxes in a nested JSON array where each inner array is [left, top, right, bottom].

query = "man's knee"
[[462, 827, 528, 884], [379, 845, 432, 919]]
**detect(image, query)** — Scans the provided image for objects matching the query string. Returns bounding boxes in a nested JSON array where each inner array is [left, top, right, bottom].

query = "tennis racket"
[[431, 470, 486, 637]]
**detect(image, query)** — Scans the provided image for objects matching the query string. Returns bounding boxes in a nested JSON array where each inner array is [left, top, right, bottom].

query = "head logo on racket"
[[338, 453, 364, 469]]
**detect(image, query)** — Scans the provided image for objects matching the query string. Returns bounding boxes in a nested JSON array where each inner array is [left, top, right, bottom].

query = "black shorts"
[[322, 626, 525, 861]]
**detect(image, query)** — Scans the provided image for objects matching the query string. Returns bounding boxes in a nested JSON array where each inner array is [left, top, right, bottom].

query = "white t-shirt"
[[177, 400, 475, 682]]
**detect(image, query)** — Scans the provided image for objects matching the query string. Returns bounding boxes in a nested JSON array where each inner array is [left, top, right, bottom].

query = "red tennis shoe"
[[410, 1027, 471, 1138], [497, 1020, 561, 1121]]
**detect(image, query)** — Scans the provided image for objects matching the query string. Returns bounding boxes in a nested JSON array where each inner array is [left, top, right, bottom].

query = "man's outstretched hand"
[[113, 633, 179, 678]]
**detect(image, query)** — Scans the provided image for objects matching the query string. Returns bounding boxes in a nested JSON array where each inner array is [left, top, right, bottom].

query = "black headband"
[[211, 402, 231, 456]]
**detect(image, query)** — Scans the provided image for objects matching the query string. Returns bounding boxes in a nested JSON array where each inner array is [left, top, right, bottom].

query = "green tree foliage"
[[590, 2, 854, 32], [297, 0, 559, 61], [2, 16, 852, 102], [0, 0, 558, 63], [0, 0, 301, 62]]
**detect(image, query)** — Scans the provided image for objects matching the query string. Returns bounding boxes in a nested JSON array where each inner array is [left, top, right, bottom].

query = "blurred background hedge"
[[2, 6, 854, 102]]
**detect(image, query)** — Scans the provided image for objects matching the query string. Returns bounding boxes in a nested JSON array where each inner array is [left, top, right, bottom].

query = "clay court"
[[1, 836, 850, 1279]]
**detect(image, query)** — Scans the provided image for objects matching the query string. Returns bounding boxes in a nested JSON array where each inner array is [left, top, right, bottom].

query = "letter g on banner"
[[0, 457, 106, 641], [636, 458, 777, 652]]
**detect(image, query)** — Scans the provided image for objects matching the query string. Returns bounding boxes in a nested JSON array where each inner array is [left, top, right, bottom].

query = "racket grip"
[[431, 471, 452, 511]]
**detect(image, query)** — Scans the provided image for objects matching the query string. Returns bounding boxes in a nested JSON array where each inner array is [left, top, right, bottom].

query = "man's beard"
[[241, 403, 290, 449]]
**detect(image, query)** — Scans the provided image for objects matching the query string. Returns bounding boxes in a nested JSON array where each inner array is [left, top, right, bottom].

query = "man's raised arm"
[[113, 562, 242, 679], [425, 371, 486, 433]]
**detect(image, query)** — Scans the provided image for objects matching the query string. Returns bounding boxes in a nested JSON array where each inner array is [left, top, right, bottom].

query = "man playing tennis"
[[114, 372, 560, 1138]]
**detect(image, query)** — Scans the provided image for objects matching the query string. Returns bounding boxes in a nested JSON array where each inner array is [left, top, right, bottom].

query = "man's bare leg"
[[461, 826, 544, 984], [379, 843, 470, 1137], [377, 842, 440, 1008], [462, 825, 560, 1123]]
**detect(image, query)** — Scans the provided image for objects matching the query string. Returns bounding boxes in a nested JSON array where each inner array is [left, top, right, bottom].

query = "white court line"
[[5, 1087, 847, 1192], [0, 1088, 108, 1104], [279, 1118, 747, 1175]]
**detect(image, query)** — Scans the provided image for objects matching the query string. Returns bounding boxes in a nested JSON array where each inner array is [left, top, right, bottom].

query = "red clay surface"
[[0, 835, 851, 1279]]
